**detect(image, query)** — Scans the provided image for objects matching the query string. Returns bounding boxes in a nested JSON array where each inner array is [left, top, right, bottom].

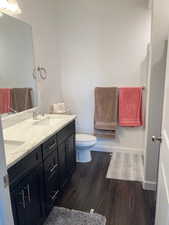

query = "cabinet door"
[[58, 142, 68, 189], [10, 185, 29, 225], [66, 134, 76, 176], [11, 165, 45, 225], [25, 165, 45, 225], [10, 190, 19, 225]]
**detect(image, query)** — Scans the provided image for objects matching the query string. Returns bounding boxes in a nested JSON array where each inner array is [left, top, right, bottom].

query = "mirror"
[[0, 13, 37, 115]]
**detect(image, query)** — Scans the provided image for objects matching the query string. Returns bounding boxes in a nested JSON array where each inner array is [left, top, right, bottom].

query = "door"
[[11, 165, 45, 225], [155, 40, 169, 225], [11, 182, 29, 225], [144, 43, 167, 188], [25, 165, 45, 225]]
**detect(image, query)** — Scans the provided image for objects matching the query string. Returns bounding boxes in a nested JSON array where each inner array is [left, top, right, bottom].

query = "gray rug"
[[44, 207, 106, 225], [106, 152, 144, 182]]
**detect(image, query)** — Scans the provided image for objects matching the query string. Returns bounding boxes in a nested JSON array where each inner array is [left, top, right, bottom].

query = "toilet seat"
[[76, 134, 96, 147]]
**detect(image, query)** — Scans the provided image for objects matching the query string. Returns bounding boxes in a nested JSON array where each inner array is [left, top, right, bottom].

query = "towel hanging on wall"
[[0, 88, 11, 114], [11, 88, 33, 112], [119, 87, 143, 127], [94, 87, 118, 137]]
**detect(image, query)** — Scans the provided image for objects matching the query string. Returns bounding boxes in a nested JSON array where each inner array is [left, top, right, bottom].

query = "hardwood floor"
[[57, 152, 156, 225]]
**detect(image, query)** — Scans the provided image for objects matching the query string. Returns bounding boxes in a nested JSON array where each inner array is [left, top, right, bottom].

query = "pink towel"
[[0, 88, 11, 114], [119, 87, 143, 127]]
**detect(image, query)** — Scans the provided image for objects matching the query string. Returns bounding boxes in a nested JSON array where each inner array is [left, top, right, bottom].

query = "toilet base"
[[76, 150, 92, 163]]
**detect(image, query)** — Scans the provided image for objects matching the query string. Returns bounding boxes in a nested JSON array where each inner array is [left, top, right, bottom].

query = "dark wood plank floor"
[[57, 152, 156, 225]]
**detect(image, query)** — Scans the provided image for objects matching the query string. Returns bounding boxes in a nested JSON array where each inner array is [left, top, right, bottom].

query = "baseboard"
[[142, 180, 157, 191], [93, 144, 144, 155]]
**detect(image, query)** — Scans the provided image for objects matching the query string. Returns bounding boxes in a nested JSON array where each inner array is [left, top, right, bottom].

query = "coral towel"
[[119, 87, 143, 127], [0, 88, 11, 114]]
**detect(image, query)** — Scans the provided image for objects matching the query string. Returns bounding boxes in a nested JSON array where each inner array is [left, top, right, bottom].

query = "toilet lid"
[[76, 133, 97, 146]]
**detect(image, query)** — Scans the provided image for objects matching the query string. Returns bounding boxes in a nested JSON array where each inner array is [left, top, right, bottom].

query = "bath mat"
[[44, 207, 106, 225], [106, 152, 143, 182]]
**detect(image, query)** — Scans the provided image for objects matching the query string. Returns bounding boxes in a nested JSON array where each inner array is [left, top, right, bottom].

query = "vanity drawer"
[[44, 151, 58, 179], [45, 177, 59, 214], [42, 135, 57, 159], [44, 151, 59, 214], [8, 146, 42, 186], [57, 121, 75, 145]]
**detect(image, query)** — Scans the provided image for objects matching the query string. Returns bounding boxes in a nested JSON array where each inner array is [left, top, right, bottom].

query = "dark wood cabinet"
[[57, 141, 67, 189], [57, 121, 76, 190], [66, 134, 76, 177], [10, 165, 45, 225], [9, 120, 76, 225]]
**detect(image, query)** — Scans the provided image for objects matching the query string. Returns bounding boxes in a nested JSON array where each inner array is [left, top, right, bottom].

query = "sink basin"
[[4, 140, 25, 152], [33, 117, 63, 126]]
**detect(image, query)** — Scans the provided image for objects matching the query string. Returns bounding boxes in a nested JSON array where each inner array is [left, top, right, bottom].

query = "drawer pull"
[[35, 152, 39, 160], [21, 189, 26, 209], [27, 184, 31, 203], [51, 190, 59, 201], [49, 140, 57, 150], [50, 164, 58, 174]]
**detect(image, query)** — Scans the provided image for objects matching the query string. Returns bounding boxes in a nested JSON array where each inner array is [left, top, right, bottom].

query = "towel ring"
[[33, 66, 48, 80], [37, 67, 47, 80]]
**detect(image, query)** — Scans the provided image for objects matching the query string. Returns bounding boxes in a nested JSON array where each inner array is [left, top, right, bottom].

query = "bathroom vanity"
[[3, 114, 76, 225]]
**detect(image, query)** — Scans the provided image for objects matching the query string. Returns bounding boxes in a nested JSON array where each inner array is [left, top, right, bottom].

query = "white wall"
[[17, 0, 150, 152], [58, 0, 150, 152], [17, 0, 63, 112]]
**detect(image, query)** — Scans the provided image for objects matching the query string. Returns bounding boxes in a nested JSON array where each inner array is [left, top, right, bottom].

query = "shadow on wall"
[[140, 44, 150, 129], [140, 45, 150, 86], [95, 126, 145, 149]]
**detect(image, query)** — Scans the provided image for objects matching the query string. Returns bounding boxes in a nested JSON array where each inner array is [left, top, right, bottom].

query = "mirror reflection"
[[0, 13, 37, 115]]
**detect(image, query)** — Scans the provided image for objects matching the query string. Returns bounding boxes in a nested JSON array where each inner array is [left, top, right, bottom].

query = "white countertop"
[[3, 114, 76, 169]]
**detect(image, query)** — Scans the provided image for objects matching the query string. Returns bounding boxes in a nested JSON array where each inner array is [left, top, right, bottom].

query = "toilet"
[[76, 133, 97, 163]]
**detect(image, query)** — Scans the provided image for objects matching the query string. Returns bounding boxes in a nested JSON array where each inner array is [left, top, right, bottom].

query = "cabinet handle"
[[21, 190, 26, 209], [49, 140, 56, 150], [50, 163, 58, 174], [51, 190, 59, 201], [27, 184, 31, 203], [35, 152, 39, 160]]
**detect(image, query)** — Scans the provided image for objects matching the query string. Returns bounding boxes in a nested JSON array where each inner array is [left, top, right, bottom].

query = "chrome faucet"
[[33, 111, 39, 120], [33, 110, 46, 120]]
